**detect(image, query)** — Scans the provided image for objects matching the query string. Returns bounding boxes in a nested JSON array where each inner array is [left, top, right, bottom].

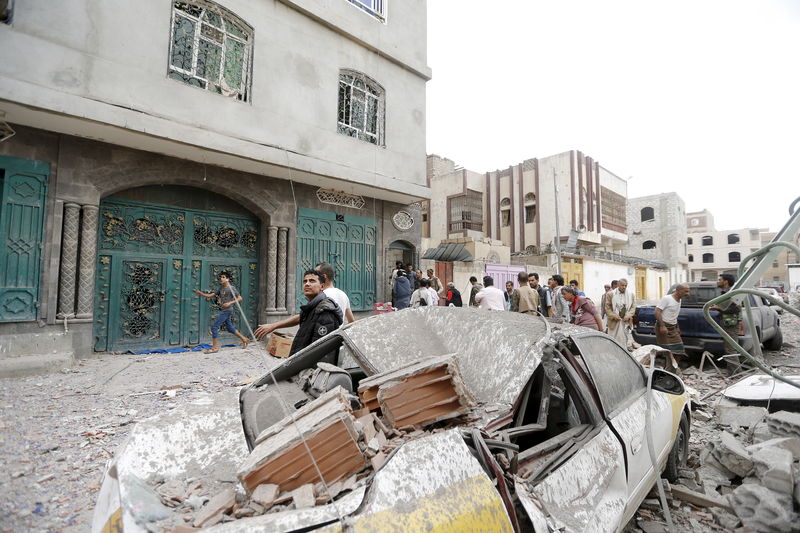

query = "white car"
[[757, 287, 784, 314]]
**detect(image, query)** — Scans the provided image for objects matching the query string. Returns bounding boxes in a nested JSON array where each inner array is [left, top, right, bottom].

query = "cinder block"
[[238, 387, 367, 494], [752, 447, 794, 495], [747, 437, 800, 461], [358, 354, 475, 430], [767, 411, 800, 439], [729, 484, 797, 532], [711, 432, 754, 478]]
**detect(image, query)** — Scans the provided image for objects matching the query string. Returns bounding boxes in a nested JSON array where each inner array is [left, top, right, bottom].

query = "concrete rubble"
[[142, 355, 479, 530]]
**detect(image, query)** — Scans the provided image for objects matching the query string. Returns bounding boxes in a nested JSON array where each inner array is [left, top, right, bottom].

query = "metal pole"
[[553, 167, 562, 275]]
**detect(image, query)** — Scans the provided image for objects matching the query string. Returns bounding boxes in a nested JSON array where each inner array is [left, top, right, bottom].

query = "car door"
[[571, 334, 673, 517]]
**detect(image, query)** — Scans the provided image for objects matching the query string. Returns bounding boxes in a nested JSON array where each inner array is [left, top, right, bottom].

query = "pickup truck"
[[632, 282, 783, 355]]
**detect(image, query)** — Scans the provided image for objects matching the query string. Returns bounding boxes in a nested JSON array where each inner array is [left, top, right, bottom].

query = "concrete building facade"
[[625, 193, 689, 286], [686, 210, 765, 282], [0, 0, 430, 364]]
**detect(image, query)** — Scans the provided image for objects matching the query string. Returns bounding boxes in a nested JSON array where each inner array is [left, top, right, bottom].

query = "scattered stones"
[[193, 488, 235, 527], [250, 484, 278, 507], [290, 484, 315, 509]]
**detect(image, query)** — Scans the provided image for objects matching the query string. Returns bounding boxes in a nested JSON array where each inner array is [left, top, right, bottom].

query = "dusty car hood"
[[342, 307, 548, 408]]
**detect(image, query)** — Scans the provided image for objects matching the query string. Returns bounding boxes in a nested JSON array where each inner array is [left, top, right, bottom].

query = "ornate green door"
[[94, 198, 258, 352], [296, 207, 375, 311], [0, 156, 49, 322]]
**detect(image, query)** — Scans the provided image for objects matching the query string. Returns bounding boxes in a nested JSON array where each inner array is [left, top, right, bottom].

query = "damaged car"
[[92, 306, 690, 533]]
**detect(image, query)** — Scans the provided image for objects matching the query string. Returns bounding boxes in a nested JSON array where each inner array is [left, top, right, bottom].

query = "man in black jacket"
[[290, 269, 342, 356]]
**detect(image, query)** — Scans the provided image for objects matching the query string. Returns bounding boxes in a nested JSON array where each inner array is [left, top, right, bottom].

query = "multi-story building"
[[686, 210, 765, 282], [625, 193, 689, 287], [422, 152, 671, 302], [0, 0, 430, 364], [759, 232, 800, 288]]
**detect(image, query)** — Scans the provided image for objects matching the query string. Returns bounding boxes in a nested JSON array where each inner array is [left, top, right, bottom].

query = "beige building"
[[759, 232, 800, 288], [686, 210, 766, 282]]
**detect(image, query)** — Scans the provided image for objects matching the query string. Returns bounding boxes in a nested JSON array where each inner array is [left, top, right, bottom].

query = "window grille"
[[168, 1, 252, 101], [345, 0, 386, 21], [600, 187, 626, 232], [643, 240, 656, 250], [729, 251, 741, 262], [702, 236, 713, 246], [500, 197, 511, 207], [448, 190, 483, 232], [338, 71, 385, 146], [316, 189, 365, 209]]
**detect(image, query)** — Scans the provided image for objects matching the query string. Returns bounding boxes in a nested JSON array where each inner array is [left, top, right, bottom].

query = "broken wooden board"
[[358, 355, 475, 430], [238, 387, 367, 494]]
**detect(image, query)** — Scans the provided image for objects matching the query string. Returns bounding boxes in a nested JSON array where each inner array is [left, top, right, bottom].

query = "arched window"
[[338, 70, 385, 146], [702, 253, 714, 263], [168, 1, 253, 101], [640, 207, 655, 222], [500, 197, 511, 207], [524, 193, 536, 223], [687, 237, 693, 245], [642, 240, 657, 250], [688, 254, 694, 262], [728, 251, 741, 262], [702, 235, 713, 246], [727, 233, 740, 244]]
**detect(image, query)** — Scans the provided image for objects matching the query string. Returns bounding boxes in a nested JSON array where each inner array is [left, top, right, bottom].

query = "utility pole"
[[553, 167, 562, 275]]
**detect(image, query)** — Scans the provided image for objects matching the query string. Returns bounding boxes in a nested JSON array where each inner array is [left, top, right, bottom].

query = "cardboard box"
[[267, 332, 294, 358]]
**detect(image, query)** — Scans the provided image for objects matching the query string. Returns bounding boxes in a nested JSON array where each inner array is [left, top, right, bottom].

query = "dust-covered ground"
[[2, 315, 800, 533]]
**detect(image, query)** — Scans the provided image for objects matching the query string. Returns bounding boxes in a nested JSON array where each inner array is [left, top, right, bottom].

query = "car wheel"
[[664, 412, 689, 483], [764, 328, 783, 351]]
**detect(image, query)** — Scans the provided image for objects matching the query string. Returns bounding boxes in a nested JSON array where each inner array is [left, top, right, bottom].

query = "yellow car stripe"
[[318, 474, 514, 533], [667, 392, 688, 433]]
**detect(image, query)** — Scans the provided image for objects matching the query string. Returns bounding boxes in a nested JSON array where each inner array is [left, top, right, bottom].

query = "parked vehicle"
[[756, 287, 784, 313], [759, 284, 790, 303], [93, 307, 690, 533], [633, 282, 782, 355]]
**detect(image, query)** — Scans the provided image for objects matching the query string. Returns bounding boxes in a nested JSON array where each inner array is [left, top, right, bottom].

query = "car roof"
[[341, 307, 550, 407]]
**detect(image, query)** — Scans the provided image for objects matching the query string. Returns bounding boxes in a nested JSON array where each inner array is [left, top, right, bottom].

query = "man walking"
[[605, 278, 635, 348], [468, 276, 483, 307], [655, 284, 690, 356], [548, 275, 570, 321], [514, 272, 540, 314], [475, 276, 505, 311]]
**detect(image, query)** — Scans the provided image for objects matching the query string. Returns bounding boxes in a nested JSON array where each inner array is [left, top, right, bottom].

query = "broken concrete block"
[[728, 484, 797, 533], [717, 405, 767, 429], [250, 483, 278, 507], [694, 410, 713, 422], [751, 421, 775, 444], [370, 451, 387, 471], [357, 413, 377, 442], [767, 411, 800, 439], [358, 355, 475, 430], [752, 447, 795, 495], [193, 488, 235, 527], [238, 387, 367, 494], [290, 484, 315, 509], [747, 437, 800, 461], [711, 432, 754, 477]]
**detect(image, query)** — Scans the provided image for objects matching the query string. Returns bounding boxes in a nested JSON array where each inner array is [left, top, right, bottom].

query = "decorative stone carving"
[[277, 227, 288, 312], [316, 188, 365, 209], [58, 203, 80, 318], [391, 210, 414, 231], [266, 226, 278, 312], [76, 205, 99, 318]]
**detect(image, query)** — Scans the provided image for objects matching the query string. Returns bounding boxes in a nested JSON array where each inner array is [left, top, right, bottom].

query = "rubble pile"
[[149, 355, 477, 530]]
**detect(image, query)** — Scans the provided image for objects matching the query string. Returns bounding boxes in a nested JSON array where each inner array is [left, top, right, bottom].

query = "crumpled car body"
[[93, 307, 690, 533]]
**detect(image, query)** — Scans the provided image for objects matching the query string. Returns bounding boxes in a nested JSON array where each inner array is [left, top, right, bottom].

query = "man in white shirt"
[[427, 280, 440, 306], [410, 278, 433, 308], [474, 275, 506, 311], [316, 262, 355, 323], [655, 284, 690, 355]]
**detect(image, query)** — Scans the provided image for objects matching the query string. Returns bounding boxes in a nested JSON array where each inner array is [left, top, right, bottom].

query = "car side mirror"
[[650, 368, 685, 395]]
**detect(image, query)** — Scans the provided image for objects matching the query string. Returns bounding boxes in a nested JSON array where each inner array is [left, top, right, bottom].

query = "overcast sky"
[[426, 0, 799, 234]]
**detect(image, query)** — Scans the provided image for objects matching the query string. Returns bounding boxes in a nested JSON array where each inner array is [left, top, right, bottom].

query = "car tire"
[[664, 412, 689, 483], [764, 328, 783, 351]]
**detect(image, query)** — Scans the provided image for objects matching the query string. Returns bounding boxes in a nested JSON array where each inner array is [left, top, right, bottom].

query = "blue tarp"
[[127, 343, 237, 355]]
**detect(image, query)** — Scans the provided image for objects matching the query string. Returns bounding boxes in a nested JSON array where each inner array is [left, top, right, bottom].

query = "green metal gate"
[[296, 207, 376, 311], [0, 156, 49, 322], [93, 198, 259, 352]]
